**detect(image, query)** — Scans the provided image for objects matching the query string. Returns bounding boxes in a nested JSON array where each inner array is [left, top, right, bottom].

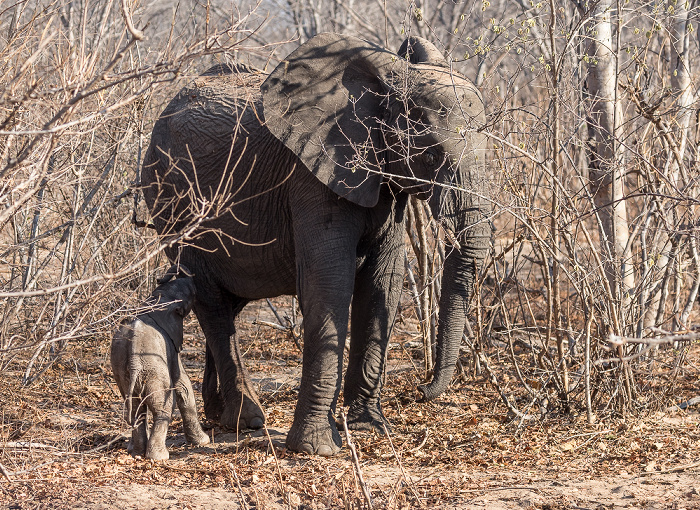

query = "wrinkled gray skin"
[[142, 34, 492, 456], [111, 268, 210, 460]]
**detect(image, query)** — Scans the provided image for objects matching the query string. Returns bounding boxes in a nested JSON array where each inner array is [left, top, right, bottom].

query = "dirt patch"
[[19, 466, 700, 509]]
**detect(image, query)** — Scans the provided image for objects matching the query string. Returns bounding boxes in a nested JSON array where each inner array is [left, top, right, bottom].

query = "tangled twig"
[[119, 0, 144, 40]]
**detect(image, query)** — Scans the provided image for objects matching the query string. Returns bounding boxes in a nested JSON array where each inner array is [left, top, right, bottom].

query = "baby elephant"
[[111, 266, 210, 460]]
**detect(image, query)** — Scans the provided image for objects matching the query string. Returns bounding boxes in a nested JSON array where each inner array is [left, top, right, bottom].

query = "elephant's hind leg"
[[145, 387, 173, 461], [128, 397, 148, 457], [195, 295, 264, 431]]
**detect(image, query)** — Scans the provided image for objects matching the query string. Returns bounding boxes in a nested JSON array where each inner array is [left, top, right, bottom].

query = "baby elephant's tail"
[[126, 338, 143, 425]]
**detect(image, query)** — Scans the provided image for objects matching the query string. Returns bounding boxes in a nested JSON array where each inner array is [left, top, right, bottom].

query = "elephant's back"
[[111, 319, 170, 396], [176, 66, 265, 113], [147, 68, 266, 178], [142, 67, 285, 231]]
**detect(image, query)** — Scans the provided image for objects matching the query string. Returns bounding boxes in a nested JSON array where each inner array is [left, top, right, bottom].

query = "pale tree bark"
[[670, 1, 694, 169], [586, 0, 633, 325], [644, 2, 696, 331], [666, 1, 695, 329]]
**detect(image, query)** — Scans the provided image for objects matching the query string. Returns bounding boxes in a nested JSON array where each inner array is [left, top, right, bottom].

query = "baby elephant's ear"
[[149, 303, 185, 352]]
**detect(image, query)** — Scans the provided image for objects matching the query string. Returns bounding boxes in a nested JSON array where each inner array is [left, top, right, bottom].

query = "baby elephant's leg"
[[128, 397, 148, 457], [175, 357, 210, 447], [145, 385, 173, 460]]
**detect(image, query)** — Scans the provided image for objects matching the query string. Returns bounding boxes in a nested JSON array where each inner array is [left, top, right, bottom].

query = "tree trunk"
[[644, 0, 696, 331], [586, 0, 633, 326]]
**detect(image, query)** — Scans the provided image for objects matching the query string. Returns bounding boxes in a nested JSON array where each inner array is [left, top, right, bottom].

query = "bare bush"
[[443, 0, 700, 419], [0, 0, 271, 380]]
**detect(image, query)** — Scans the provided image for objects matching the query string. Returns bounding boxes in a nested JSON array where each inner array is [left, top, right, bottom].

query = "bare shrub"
[[0, 0, 270, 380], [443, 0, 700, 419]]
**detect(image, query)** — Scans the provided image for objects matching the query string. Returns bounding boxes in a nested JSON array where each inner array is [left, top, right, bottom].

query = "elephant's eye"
[[424, 150, 439, 167]]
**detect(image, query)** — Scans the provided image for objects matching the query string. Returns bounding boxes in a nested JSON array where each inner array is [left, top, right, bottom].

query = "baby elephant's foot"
[[187, 428, 211, 447], [341, 399, 392, 434], [221, 397, 265, 431], [145, 444, 170, 461], [127, 440, 146, 458], [286, 415, 342, 457], [129, 427, 148, 457]]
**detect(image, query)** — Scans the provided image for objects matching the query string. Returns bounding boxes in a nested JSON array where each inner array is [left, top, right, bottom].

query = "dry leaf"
[[560, 441, 576, 451]]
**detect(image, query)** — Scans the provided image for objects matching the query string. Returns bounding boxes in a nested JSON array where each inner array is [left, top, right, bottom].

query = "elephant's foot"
[[286, 414, 342, 456], [220, 396, 265, 431], [127, 439, 147, 458], [185, 428, 211, 447], [203, 390, 224, 422], [145, 443, 170, 461], [341, 399, 391, 434], [129, 423, 148, 457]]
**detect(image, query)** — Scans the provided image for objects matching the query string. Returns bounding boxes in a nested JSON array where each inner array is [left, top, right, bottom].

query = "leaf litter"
[[1, 298, 699, 509]]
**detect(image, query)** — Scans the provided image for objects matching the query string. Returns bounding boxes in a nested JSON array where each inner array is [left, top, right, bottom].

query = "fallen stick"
[[407, 427, 429, 453], [0, 461, 11, 482], [227, 463, 249, 510], [665, 396, 700, 412], [2, 441, 58, 450], [383, 424, 424, 508], [458, 485, 545, 493], [340, 411, 373, 510], [263, 424, 288, 505], [638, 460, 700, 476], [79, 432, 130, 455]]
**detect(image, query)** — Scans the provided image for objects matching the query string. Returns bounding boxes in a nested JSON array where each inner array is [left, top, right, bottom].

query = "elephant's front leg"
[[195, 295, 264, 431], [286, 236, 357, 456], [344, 233, 404, 433]]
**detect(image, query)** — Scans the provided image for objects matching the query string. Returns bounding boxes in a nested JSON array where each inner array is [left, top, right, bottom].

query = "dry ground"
[[1, 299, 699, 509]]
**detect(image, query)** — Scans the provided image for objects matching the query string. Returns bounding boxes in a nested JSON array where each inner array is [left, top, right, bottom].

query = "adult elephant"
[[142, 33, 492, 456]]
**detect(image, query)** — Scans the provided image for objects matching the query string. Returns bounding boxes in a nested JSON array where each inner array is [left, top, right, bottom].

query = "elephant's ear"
[[262, 33, 397, 208], [148, 304, 185, 352], [396, 37, 447, 66]]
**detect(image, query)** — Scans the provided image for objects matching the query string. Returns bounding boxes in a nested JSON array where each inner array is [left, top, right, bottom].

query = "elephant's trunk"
[[419, 207, 491, 401]]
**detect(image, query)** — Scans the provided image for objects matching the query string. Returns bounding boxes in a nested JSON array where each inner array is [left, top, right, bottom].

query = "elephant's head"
[[262, 34, 492, 400], [144, 264, 196, 352]]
